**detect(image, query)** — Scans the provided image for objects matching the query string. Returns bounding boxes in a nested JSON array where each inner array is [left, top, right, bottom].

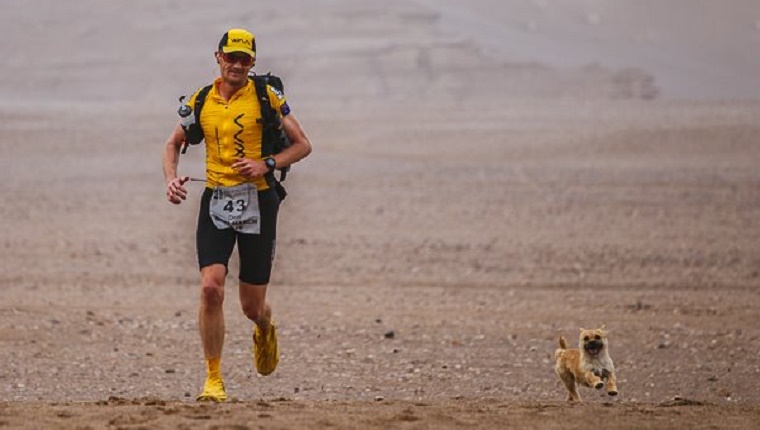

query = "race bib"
[[209, 183, 260, 234]]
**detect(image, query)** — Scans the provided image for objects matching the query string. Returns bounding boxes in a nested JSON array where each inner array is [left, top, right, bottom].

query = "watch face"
[[266, 158, 276, 169]]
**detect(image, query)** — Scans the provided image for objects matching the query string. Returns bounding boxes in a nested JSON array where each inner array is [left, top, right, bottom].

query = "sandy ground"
[[2, 1, 760, 428]]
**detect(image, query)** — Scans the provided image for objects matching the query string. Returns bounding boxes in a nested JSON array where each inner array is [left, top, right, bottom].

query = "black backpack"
[[180, 73, 292, 185]]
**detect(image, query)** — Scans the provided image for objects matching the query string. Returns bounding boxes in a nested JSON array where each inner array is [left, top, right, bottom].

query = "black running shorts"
[[196, 186, 280, 285]]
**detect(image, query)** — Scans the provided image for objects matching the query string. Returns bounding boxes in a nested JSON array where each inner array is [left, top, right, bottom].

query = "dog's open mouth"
[[585, 342, 602, 356]]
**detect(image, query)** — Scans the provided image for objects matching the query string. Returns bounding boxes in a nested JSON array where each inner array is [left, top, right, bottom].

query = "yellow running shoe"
[[196, 374, 227, 402], [253, 319, 279, 376]]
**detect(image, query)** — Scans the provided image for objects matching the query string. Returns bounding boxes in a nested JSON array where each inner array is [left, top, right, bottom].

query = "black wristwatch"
[[264, 157, 277, 172]]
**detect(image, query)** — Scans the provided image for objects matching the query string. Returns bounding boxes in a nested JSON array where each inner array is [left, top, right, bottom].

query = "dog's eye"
[[583, 336, 589, 341], [594, 335, 601, 340]]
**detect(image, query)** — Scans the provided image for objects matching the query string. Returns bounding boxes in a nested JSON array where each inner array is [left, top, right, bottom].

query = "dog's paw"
[[594, 382, 604, 390], [608, 390, 618, 396]]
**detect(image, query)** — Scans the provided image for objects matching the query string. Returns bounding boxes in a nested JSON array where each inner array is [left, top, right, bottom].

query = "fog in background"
[[0, 0, 758, 112]]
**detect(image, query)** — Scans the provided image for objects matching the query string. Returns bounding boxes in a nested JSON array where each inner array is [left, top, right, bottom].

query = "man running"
[[162, 28, 312, 402]]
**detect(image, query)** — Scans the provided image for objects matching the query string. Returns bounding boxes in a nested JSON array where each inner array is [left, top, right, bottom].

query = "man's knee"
[[240, 284, 269, 323], [241, 301, 265, 322], [200, 278, 224, 306]]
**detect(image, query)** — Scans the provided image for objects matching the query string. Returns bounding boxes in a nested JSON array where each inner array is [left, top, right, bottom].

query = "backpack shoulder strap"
[[250, 74, 291, 186], [194, 84, 213, 125], [251, 75, 278, 157]]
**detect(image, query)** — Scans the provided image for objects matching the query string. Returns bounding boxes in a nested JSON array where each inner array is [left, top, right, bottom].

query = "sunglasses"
[[220, 52, 254, 67]]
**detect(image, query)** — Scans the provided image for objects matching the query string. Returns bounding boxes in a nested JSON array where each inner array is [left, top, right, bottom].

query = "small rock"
[[374, 396, 384, 402], [384, 331, 395, 339]]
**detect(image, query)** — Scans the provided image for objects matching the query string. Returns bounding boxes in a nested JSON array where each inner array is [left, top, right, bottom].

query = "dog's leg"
[[567, 382, 581, 402], [559, 372, 581, 402], [606, 370, 619, 396], [584, 371, 604, 390]]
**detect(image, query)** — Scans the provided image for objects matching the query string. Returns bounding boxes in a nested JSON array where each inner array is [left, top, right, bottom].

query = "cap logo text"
[[231, 38, 251, 46]]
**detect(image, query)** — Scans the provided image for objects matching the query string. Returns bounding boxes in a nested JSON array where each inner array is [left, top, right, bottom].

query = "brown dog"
[[554, 326, 618, 402]]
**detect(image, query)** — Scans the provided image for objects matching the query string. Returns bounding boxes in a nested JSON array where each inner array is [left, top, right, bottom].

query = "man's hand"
[[166, 176, 189, 204], [232, 158, 268, 179]]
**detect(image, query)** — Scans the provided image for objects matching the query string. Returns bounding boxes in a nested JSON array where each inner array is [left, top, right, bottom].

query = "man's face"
[[217, 51, 254, 86]]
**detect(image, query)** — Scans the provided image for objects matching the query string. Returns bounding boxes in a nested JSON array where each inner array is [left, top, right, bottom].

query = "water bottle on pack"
[[178, 96, 195, 128], [177, 96, 202, 153]]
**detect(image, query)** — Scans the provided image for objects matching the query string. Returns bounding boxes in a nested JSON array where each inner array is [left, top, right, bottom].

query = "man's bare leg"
[[239, 281, 270, 329], [240, 282, 278, 375], [197, 264, 227, 402]]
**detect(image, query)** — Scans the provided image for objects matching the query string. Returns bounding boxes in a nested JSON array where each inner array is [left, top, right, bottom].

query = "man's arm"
[[274, 113, 312, 168], [163, 123, 189, 204]]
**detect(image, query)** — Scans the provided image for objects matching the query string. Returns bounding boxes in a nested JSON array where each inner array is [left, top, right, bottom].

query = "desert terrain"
[[1, 0, 760, 428]]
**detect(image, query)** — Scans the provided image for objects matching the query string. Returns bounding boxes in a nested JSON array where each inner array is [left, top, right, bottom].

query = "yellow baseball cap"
[[218, 28, 256, 58]]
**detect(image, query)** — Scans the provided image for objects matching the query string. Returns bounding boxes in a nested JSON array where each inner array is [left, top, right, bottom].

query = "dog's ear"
[[600, 323, 607, 332], [579, 327, 586, 332]]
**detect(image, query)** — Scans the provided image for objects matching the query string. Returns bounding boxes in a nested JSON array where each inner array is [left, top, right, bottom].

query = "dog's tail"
[[554, 336, 568, 361]]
